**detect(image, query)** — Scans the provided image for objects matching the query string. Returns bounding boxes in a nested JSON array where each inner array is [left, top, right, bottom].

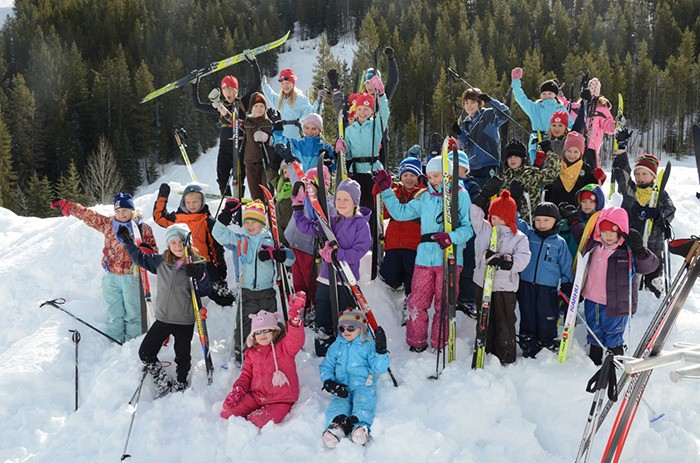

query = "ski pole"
[[121, 368, 148, 461], [40, 299, 123, 345], [69, 329, 81, 411]]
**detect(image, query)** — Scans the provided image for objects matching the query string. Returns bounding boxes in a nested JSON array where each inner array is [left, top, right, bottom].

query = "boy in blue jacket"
[[516, 202, 573, 358]]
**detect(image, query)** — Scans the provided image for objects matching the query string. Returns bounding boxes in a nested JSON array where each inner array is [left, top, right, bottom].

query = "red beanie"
[[579, 191, 597, 203], [564, 131, 585, 157], [278, 68, 297, 85], [489, 190, 518, 234], [355, 92, 375, 110], [550, 110, 569, 127], [598, 219, 620, 233], [633, 154, 659, 177], [221, 75, 238, 90]]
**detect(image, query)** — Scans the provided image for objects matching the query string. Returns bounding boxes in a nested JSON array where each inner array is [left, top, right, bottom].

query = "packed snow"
[[1, 34, 700, 463]]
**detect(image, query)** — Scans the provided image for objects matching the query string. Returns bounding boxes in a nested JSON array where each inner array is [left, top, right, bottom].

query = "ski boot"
[[351, 424, 369, 446], [589, 345, 603, 366], [409, 345, 428, 353], [322, 414, 353, 449], [518, 334, 541, 359], [146, 362, 172, 398], [401, 299, 409, 327]]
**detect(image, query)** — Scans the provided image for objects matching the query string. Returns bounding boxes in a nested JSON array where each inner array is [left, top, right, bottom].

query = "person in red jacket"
[[220, 292, 306, 428], [377, 156, 427, 325]]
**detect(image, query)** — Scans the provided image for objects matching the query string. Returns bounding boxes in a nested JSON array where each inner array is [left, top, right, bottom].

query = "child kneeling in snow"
[[220, 292, 306, 428], [319, 310, 390, 448]]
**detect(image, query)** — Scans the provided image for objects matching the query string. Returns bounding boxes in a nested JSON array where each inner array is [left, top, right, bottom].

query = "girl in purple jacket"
[[293, 178, 372, 356], [581, 207, 660, 365]]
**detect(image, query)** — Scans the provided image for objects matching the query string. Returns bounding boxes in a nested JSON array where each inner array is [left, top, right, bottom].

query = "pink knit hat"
[[246, 310, 289, 387], [564, 131, 585, 157]]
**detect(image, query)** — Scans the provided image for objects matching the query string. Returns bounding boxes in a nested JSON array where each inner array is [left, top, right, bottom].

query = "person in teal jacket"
[[272, 112, 335, 173], [511, 67, 572, 162], [211, 199, 294, 363], [373, 155, 474, 352], [262, 68, 322, 139]]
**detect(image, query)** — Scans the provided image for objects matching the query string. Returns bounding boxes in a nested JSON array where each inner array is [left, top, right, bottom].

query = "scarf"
[[276, 176, 293, 201], [635, 185, 653, 207], [560, 159, 583, 192]]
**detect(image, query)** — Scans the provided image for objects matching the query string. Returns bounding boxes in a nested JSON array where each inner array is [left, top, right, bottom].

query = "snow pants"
[[234, 288, 276, 354], [379, 248, 417, 296], [102, 271, 142, 343], [584, 299, 627, 348], [406, 265, 462, 349], [314, 282, 353, 357], [517, 281, 559, 346], [325, 384, 377, 430], [291, 248, 317, 310], [458, 236, 476, 303], [230, 393, 293, 428], [475, 285, 517, 365], [139, 320, 194, 383], [244, 161, 266, 203]]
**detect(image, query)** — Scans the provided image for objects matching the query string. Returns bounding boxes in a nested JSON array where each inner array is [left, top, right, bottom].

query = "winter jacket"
[[383, 182, 426, 251], [124, 243, 212, 325], [459, 176, 482, 200], [345, 93, 390, 173], [499, 149, 561, 223], [582, 207, 660, 317], [612, 153, 675, 252], [511, 78, 571, 133], [153, 191, 224, 266], [233, 322, 305, 405], [319, 334, 390, 391], [275, 176, 293, 247], [569, 100, 616, 155], [560, 184, 605, 257], [455, 100, 510, 171], [470, 204, 531, 292], [380, 182, 474, 267], [284, 193, 335, 255], [293, 207, 372, 281], [517, 219, 573, 287], [544, 161, 597, 208], [211, 221, 294, 291], [262, 84, 319, 139], [272, 131, 334, 173], [69, 203, 157, 275], [242, 116, 273, 165]]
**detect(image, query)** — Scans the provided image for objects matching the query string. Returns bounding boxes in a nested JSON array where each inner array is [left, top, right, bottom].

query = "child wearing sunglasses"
[[319, 309, 389, 448], [220, 291, 306, 428]]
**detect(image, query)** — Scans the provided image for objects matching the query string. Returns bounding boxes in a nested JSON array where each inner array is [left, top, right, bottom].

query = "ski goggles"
[[278, 76, 292, 82], [338, 325, 357, 333], [253, 329, 274, 336]]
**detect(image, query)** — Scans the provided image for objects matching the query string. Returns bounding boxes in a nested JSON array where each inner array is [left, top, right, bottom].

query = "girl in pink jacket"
[[220, 292, 306, 428], [568, 77, 616, 169]]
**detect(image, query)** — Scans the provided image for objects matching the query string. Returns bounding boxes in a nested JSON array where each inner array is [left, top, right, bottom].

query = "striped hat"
[[165, 223, 190, 245], [338, 309, 367, 330], [633, 154, 659, 178], [243, 200, 267, 225], [399, 157, 423, 178], [448, 150, 470, 171]]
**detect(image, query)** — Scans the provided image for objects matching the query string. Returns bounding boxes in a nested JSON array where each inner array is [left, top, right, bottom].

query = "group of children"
[[49, 63, 676, 445]]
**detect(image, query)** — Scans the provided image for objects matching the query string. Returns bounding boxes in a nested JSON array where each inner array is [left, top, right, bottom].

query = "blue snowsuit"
[[272, 131, 334, 173], [319, 334, 390, 430]]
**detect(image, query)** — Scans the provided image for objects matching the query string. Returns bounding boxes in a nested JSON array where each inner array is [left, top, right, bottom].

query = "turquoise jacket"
[[262, 83, 320, 139], [345, 93, 390, 173]]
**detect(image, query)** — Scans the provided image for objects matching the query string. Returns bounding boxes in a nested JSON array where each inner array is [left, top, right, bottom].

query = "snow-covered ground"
[[2, 34, 700, 463]]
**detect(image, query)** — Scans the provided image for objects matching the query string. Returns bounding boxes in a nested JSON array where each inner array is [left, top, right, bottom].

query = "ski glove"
[[334, 138, 347, 154], [432, 232, 452, 250], [611, 152, 628, 170], [321, 149, 334, 169], [384, 46, 395, 60], [593, 167, 607, 183], [274, 142, 296, 163], [559, 203, 579, 224], [322, 379, 349, 398], [511, 67, 523, 80], [373, 169, 393, 192], [220, 385, 246, 419], [273, 119, 285, 133], [485, 250, 513, 270], [158, 183, 171, 198], [533, 150, 547, 167], [319, 243, 337, 263], [473, 176, 503, 211], [291, 182, 305, 208], [581, 88, 592, 103], [625, 229, 646, 258], [287, 291, 307, 322], [478, 93, 492, 103], [451, 121, 463, 136], [637, 206, 659, 221], [258, 244, 287, 263], [369, 75, 384, 96], [184, 263, 205, 280], [327, 69, 340, 90], [116, 225, 135, 245], [253, 130, 269, 143], [374, 326, 388, 354], [218, 198, 242, 226], [616, 127, 633, 150], [244, 52, 256, 64], [50, 198, 72, 217], [539, 139, 552, 154], [508, 180, 525, 209]]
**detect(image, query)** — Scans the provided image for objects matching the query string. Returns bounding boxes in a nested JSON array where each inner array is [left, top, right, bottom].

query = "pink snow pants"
[[406, 264, 461, 349], [229, 394, 293, 428]]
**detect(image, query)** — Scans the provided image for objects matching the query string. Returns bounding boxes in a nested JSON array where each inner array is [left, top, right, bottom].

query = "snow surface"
[[2, 35, 700, 463]]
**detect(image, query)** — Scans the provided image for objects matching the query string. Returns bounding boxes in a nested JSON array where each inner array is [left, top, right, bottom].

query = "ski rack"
[[619, 342, 700, 382]]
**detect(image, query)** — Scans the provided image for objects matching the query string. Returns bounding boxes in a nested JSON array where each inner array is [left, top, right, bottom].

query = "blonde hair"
[[163, 244, 201, 265], [277, 87, 302, 111]]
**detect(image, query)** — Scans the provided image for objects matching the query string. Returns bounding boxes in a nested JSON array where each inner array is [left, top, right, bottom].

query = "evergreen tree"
[[55, 159, 90, 205], [24, 172, 53, 218], [7, 74, 35, 188], [0, 110, 19, 211]]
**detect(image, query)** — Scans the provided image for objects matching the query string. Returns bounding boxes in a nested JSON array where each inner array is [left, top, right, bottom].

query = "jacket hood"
[[593, 207, 629, 241], [576, 183, 605, 212], [179, 184, 206, 213]]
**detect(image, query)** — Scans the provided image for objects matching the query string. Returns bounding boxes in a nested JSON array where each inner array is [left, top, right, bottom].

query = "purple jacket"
[[293, 206, 372, 281], [584, 208, 660, 317]]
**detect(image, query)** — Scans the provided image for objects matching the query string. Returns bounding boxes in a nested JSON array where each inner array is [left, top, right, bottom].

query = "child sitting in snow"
[[154, 183, 234, 307], [117, 223, 211, 395], [320, 309, 390, 448], [580, 208, 660, 365], [50, 193, 158, 343], [220, 292, 306, 427]]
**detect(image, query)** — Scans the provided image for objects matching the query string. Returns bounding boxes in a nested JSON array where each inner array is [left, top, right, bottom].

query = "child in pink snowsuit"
[[220, 292, 306, 428]]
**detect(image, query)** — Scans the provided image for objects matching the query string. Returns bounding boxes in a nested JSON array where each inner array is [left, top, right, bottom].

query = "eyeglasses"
[[254, 329, 274, 336], [338, 325, 357, 333]]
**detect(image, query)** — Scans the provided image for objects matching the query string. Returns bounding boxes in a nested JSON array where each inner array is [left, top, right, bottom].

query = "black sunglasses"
[[278, 76, 292, 82], [338, 325, 357, 333], [254, 329, 274, 336]]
